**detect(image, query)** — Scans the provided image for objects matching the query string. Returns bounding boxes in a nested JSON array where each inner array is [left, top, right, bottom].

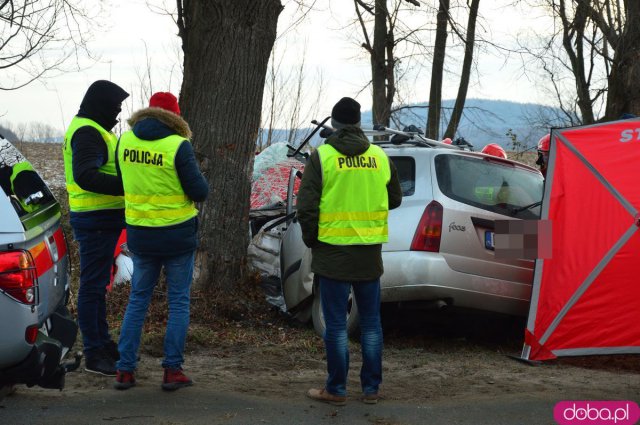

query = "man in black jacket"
[[63, 80, 129, 376]]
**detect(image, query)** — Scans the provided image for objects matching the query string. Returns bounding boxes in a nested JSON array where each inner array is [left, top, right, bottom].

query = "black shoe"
[[85, 349, 117, 377], [104, 341, 120, 362]]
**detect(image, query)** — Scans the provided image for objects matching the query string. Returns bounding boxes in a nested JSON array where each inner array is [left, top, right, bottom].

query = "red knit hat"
[[149, 92, 180, 115]]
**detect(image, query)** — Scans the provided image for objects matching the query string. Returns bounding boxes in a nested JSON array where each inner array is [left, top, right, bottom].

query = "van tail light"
[[410, 201, 443, 252], [0, 250, 38, 304], [25, 325, 39, 344]]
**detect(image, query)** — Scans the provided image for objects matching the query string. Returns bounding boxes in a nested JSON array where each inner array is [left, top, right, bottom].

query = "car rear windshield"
[[0, 139, 59, 228], [389, 156, 415, 196], [434, 154, 544, 219]]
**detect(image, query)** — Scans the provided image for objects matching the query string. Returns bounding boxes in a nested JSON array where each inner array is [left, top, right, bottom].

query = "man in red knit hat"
[[149, 92, 181, 115], [114, 92, 208, 391]]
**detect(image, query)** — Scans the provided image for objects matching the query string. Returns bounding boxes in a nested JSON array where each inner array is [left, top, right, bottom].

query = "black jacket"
[[117, 107, 209, 256], [296, 127, 403, 281], [69, 80, 129, 230]]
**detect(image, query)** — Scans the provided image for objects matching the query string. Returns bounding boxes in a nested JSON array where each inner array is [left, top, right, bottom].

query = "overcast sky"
[[0, 0, 550, 134]]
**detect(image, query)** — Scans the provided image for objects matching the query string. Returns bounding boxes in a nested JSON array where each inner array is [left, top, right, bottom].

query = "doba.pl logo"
[[554, 401, 640, 425]]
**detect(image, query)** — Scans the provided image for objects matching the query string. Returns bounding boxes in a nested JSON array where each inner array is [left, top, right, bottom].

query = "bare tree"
[[259, 38, 325, 150], [353, 0, 426, 127], [522, 0, 640, 123], [27, 121, 62, 142], [13, 122, 27, 145], [0, 0, 96, 90], [596, 1, 640, 119], [259, 46, 287, 150], [176, 0, 283, 290], [426, 0, 450, 139], [443, 0, 479, 139]]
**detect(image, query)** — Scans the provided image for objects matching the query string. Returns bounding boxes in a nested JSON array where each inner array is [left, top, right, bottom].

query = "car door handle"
[[471, 216, 495, 230]]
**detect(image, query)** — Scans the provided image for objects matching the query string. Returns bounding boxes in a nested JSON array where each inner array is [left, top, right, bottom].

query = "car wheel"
[[311, 287, 360, 338]]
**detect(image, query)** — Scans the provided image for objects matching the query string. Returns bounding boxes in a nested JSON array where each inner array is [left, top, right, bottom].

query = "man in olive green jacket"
[[297, 97, 402, 406]]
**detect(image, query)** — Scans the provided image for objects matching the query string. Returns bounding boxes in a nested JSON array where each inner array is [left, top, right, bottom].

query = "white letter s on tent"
[[620, 129, 634, 142]]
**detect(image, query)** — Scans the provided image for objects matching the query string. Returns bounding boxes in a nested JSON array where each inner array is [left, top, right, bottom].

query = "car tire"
[[311, 287, 360, 338]]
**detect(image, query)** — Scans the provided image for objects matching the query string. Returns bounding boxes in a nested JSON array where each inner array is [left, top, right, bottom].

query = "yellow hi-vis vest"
[[63, 117, 125, 212], [317, 143, 391, 245], [117, 132, 198, 227], [10, 161, 37, 213]]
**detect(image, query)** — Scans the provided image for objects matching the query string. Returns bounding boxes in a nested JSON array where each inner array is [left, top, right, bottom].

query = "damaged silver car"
[[249, 123, 544, 336]]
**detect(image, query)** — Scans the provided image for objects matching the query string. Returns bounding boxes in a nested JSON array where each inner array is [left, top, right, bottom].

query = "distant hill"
[[362, 98, 566, 150], [259, 98, 566, 152], [0, 124, 18, 143]]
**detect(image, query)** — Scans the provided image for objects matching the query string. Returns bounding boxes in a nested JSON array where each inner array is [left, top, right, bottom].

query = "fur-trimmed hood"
[[127, 107, 192, 140]]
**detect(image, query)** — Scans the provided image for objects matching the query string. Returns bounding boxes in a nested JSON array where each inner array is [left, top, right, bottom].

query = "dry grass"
[[13, 142, 319, 355], [105, 271, 322, 357]]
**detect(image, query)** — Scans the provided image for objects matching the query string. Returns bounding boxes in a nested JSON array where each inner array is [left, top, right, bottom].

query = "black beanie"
[[331, 97, 361, 129]]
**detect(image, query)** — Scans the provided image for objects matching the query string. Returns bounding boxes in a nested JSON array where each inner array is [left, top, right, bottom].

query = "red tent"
[[523, 119, 640, 361]]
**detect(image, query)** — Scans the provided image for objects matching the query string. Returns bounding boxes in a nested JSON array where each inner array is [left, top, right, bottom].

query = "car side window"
[[434, 154, 544, 219], [389, 156, 415, 197], [0, 139, 58, 227]]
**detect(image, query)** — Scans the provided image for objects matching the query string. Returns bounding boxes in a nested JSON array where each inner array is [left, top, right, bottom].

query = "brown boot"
[[306, 388, 347, 406]]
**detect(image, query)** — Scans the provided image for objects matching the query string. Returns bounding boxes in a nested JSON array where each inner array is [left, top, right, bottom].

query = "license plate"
[[485, 231, 495, 250]]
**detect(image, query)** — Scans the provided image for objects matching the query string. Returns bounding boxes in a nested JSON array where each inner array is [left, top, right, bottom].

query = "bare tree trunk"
[[266, 53, 278, 149], [383, 5, 396, 127], [605, 0, 640, 119], [558, 0, 595, 123], [177, 0, 283, 290], [444, 0, 479, 139], [427, 0, 449, 139], [372, 0, 390, 126]]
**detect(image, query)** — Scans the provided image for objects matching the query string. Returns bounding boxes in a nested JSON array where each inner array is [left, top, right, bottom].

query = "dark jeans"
[[73, 227, 121, 353], [117, 251, 195, 371], [319, 276, 383, 397]]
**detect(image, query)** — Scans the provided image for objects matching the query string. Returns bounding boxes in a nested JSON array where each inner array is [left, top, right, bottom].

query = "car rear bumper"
[[380, 251, 533, 316], [0, 305, 78, 389]]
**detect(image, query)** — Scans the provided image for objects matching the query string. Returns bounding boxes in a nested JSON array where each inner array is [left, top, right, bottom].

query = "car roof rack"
[[287, 118, 472, 161], [364, 125, 463, 150]]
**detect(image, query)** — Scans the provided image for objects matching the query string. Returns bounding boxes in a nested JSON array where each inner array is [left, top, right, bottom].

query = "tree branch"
[[354, 0, 372, 52], [355, 0, 374, 15], [176, 0, 186, 42]]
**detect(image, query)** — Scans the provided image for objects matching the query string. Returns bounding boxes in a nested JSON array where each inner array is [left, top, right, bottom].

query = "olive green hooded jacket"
[[296, 127, 403, 281]]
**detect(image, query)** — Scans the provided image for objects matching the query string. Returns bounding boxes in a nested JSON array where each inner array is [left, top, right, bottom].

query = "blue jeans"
[[73, 227, 122, 353], [319, 276, 383, 397], [117, 251, 195, 371]]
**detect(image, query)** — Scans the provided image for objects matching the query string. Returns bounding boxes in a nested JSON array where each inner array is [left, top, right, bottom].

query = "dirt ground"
[[16, 308, 640, 416], [13, 142, 640, 407]]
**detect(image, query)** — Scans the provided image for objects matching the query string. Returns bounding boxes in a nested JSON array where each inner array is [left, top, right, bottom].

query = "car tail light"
[[25, 325, 39, 344], [410, 201, 443, 252], [0, 250, 38, 304]]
